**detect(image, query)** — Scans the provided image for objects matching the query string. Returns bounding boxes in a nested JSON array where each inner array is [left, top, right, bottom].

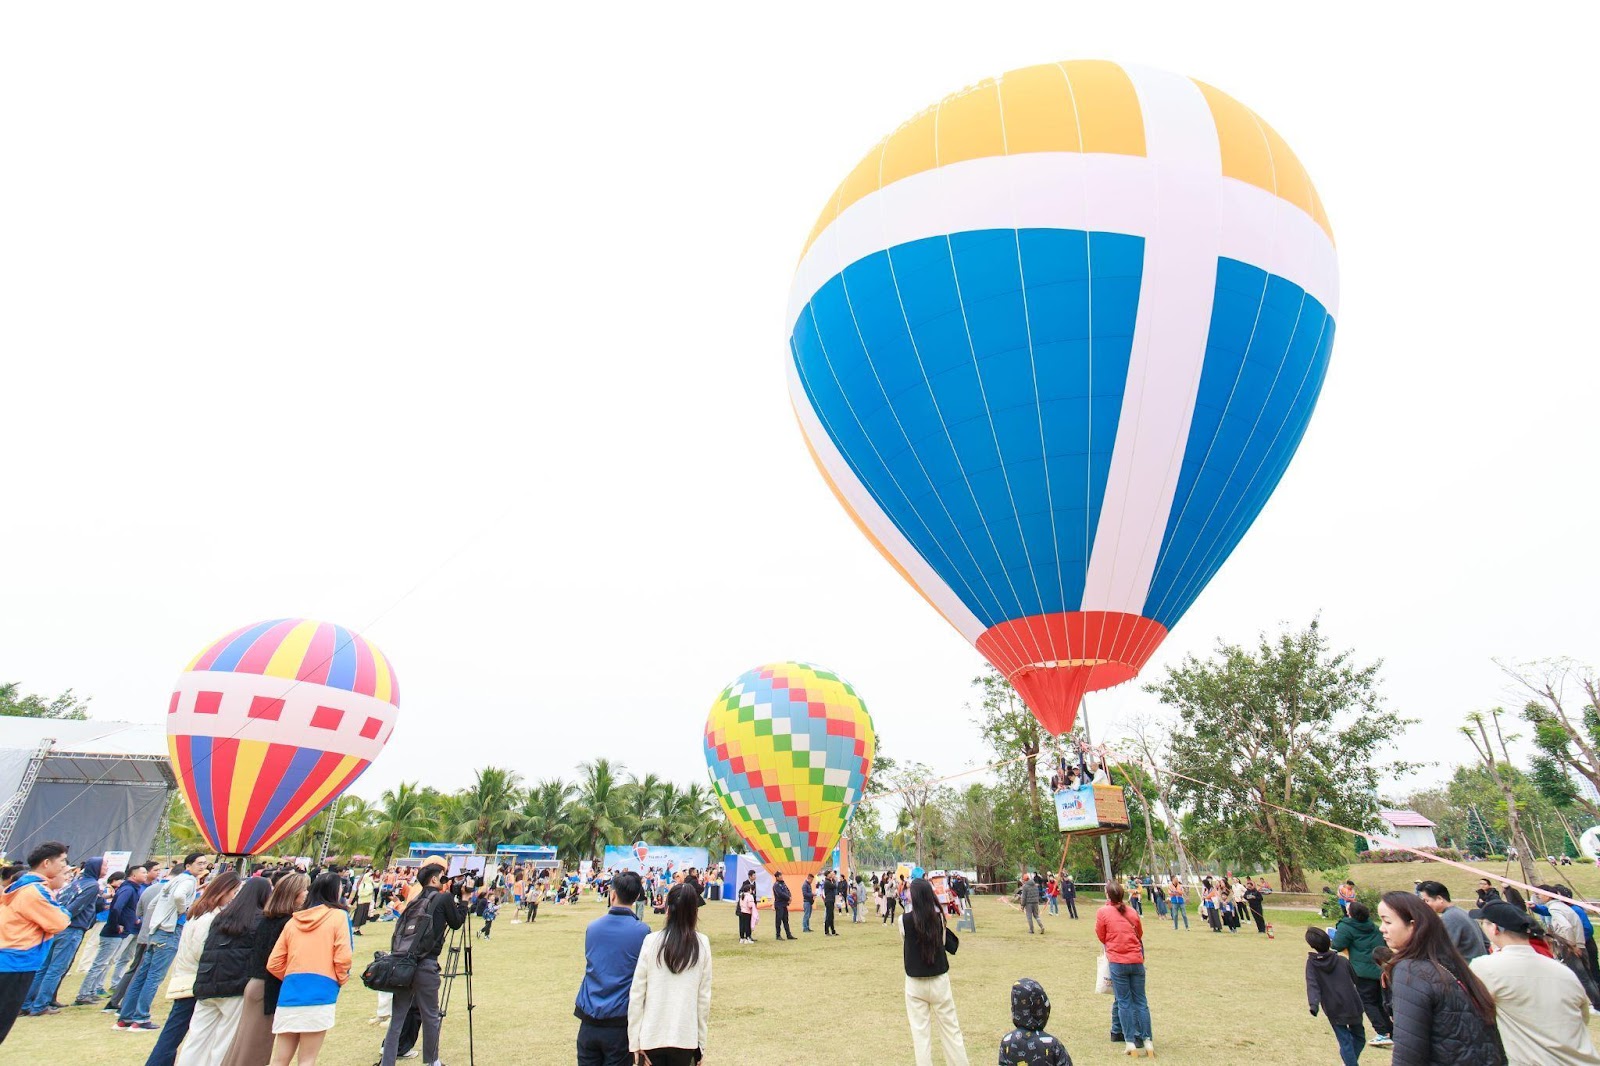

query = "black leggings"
[[738, 912, 752, 939], [883, 898, 897, 923]]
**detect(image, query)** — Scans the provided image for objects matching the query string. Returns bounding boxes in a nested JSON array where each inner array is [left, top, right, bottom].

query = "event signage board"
[[409, 842, 474, 856], [1054, 784, 1129, 832], [102, 851, 132, 878], [601, 845, 708, 874], [1054, 787, 1099, 832]]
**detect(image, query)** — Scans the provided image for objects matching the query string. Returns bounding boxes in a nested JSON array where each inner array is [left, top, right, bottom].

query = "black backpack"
[[360, 888, 436, 992]]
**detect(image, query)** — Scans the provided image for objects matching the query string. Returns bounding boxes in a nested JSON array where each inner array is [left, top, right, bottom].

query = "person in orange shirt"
[[266, 872, 352, 1066], [0, 841, 72, 1044]]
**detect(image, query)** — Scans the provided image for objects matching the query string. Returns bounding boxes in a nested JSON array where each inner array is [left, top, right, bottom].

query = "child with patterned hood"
[[999, 977, 1073, 1065]]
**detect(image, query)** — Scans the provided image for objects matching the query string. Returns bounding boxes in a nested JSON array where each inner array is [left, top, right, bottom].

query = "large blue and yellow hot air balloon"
[[788, 62, 1337, 734]]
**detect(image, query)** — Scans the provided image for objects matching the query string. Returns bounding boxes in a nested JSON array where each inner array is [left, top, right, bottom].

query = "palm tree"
[[620, 773, 662, 841], [569, 759, 626, 864], [371, 782, 435, 869], [649, 783, 697, 845], [516, 778, 574, 847], [452, 766, 524, 854], [332, 794, 378, 859]]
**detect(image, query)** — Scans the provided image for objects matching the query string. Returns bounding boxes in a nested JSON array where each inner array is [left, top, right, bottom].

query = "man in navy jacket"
[[573, 870, 648, 1066], [801, 874, 815, 933], [78, 866, 143, 1002], [772, 873, 794, 940]]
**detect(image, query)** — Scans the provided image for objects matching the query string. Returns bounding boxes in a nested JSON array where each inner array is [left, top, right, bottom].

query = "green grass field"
[[9, 859, 1600, 1064]]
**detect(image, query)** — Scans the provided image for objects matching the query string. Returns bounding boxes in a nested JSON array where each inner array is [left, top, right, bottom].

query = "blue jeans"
[[1171, 901, 1188, 928], [79, 935, 129, 998], [802, 901, 813, 931], [1047, 895, 1059, 914], [1332, 1021, 1364, 1066], [145, 995, 194, 1066], [119, 929, 179, 1023], [22, 927, 84, 1012], [1109, 961, 1152, 1043]]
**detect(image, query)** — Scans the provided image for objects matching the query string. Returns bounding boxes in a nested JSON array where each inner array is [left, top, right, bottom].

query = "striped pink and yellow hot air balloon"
[[167, 618, 399, 855]]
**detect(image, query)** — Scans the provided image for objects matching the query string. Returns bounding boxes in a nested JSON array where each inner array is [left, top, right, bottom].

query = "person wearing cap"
[[1470, 900, 1600, 1065]]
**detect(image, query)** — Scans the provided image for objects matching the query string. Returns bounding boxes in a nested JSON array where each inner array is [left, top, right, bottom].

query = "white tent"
[[0, 716, 176, 865]]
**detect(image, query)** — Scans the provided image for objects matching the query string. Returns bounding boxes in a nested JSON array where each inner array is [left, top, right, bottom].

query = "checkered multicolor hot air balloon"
[[703, 663, 875, 878], [167, 619, 399, 855], [788, 61, 1337, 735]]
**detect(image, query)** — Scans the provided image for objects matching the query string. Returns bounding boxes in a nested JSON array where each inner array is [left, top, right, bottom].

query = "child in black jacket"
[[998, 978, 1072, 1065], [1306, 927, 1366, 1065]]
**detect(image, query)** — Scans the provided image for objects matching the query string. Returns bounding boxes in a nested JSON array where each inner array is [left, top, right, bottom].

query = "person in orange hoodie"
[[266, 872, 352, 1066], [0, 840, 72, 1045]]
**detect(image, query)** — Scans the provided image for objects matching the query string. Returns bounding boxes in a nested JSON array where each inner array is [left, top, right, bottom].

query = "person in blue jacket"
[[802, 874, 816, 933], [20, 857, 102, 1015], [573, 870, 649, 1065], [78, 866, 144, 1002], [0, 841, 72, 1044]]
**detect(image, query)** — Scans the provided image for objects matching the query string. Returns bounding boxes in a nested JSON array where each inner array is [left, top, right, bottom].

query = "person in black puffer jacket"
[[219, 871, 307, 1066], [184, 877, 271, 1064], [1378, 891, 1506, 1066]]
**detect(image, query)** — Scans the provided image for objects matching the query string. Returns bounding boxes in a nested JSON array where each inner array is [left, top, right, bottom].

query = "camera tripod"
[[439, 905, 477, 1066]]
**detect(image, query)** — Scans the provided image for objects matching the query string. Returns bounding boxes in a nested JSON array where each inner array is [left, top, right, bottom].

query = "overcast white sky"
[[3, 4, 1597, 807]]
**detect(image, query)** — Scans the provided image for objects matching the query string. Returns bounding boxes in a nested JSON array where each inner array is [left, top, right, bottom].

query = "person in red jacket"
[[1096, 881, 1153, 1058]]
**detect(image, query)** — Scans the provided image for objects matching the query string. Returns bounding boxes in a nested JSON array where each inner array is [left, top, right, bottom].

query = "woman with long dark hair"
[[628, 883, 712, 1065], [900, 877, 968, 1065], [1096, 880, 1153, 1057], [182, 877, 272, 1065], [221, 873, 306, 1066], [1377, 891, 1505, 1066], [145, 868, 241, 1066], [265, 872, 351, 1066]]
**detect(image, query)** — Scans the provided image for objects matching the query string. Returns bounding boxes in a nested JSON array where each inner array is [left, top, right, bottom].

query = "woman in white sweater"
[[628, 883, 712, 1065]]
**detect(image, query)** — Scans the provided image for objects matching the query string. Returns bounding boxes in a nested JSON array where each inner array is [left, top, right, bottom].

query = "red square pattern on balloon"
[[168, 693, 180, 715], [360, 716, 382, 739], [310, 706, 344, 731], [194, 691, 223, 715], [248, 696, 284, 721]]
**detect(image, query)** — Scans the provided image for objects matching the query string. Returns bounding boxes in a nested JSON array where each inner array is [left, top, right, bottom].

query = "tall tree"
[[944, 783, 1006, 887], [570, 758, 626, 864], [1509, 660, 1600, 821], [517, 778, 574, 849], [890, 763, 944, 869], [649, 782, 696, 845], [1120, 712, 1196, 878], [972, 669, 1052, 817], [371, 782, 435, 869], [1150, 619, 1413, 891], [0, 681, 91, 720], [620, 773, 662, 841], [451, 766, 523, 854], [1461, 708, 1539, 886]]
